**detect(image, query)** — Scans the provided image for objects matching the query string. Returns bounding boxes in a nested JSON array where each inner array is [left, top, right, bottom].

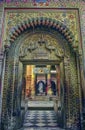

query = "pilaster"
[[0, 50, 4, 128], [1, 45, 10, 129]]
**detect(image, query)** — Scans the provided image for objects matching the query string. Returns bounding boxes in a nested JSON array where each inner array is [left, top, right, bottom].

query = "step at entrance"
[[28, 101, 54, 110]]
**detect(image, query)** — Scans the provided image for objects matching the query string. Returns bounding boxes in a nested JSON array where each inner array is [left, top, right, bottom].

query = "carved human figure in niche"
[[38, 82, 43, 93], [36, 81, 46, 95]]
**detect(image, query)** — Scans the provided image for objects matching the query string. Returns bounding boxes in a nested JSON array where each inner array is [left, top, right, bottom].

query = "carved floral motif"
[[19, 33, 64, 61], [4, 9, 79, 48]]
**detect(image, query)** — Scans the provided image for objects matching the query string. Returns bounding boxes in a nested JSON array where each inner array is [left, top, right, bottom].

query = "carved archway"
[[9, 17, 75, 48], [1, 18, 82, 130]]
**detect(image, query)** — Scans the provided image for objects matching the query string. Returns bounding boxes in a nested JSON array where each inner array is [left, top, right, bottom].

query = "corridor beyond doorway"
[[20, 63, 64, 130], [24, 64, 60, 99]]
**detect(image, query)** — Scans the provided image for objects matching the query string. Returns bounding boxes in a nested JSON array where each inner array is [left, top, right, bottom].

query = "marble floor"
[[21, 110, 65, 130], [22, 128, 64, 130]]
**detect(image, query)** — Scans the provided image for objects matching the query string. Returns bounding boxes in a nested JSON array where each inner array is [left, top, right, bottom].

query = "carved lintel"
[[19, 34, 65, 61]]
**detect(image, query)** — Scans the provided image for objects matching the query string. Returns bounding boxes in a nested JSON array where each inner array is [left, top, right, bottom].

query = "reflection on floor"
[[22, 110, 65, 130]]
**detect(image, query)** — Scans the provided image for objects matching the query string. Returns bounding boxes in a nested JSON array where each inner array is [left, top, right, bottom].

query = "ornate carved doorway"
[[1, 20, 82, 130]]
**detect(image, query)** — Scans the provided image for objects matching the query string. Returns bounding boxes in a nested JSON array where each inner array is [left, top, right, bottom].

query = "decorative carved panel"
[[19, 33, 64, 61]]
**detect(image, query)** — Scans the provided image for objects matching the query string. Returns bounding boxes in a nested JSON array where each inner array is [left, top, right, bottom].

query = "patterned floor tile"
[[23, 110, 58, 127], [23, 127, 64, 130], [21, 110, 65, 130]]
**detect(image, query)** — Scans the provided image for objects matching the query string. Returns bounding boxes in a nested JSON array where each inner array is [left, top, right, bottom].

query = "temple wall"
[[0, 1, 84, 74], [80, 9, 85, 78], [0, 0, 85, 98], [0, 0, 85, 128]]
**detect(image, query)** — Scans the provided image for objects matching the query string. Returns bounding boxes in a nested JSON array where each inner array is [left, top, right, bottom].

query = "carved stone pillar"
[[26, 65, 32, 97], [31, 65, 35, 96], [76, 52, 83, 130], [23, 64, 26, 99], [56, 65, 60, 97], [1, 45, 10, 129], [65, 57, 73, 128], [63, 58, 69, 128], [63, 57, 72, 129], [64, 56, 78, 128], [64, 52, 81, 130], [47, 65, 52, 95], [11, 61, 19, 129], [0, 50, 4, 127], [13, 61, 19, 113]]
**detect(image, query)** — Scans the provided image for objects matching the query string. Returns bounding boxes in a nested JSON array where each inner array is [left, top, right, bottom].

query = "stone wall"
[[0, 0, 85, 129]]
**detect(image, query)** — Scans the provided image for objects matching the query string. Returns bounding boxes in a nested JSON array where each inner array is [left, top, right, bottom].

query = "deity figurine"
[[38, 82, 43, 93]]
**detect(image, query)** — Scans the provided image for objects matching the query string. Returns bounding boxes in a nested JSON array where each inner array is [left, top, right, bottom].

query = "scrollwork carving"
[[45, 40, 55, 53], [27, 41, 38, 52], [55, 49, 64, 60], [19, 33, 64, 61]]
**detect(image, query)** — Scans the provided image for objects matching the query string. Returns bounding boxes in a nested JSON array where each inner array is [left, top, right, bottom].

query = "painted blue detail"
[[35, 0, 47, 2]]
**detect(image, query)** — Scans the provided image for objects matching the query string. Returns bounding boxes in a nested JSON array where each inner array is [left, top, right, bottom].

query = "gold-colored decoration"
[[4, 9, 79, 49], [19, 33, 64, 62]]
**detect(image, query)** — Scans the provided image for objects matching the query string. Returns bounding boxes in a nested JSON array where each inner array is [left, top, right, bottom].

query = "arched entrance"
[[1, 18, 82, 130]]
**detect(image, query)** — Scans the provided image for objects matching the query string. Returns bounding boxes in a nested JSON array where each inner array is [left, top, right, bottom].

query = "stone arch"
[[1, 17, 82, 130], [9, 17, 75, 48]]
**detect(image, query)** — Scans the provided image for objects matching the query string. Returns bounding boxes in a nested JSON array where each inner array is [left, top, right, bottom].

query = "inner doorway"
[[25, 64, 60, 100], [21, 62, 63, 129]]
